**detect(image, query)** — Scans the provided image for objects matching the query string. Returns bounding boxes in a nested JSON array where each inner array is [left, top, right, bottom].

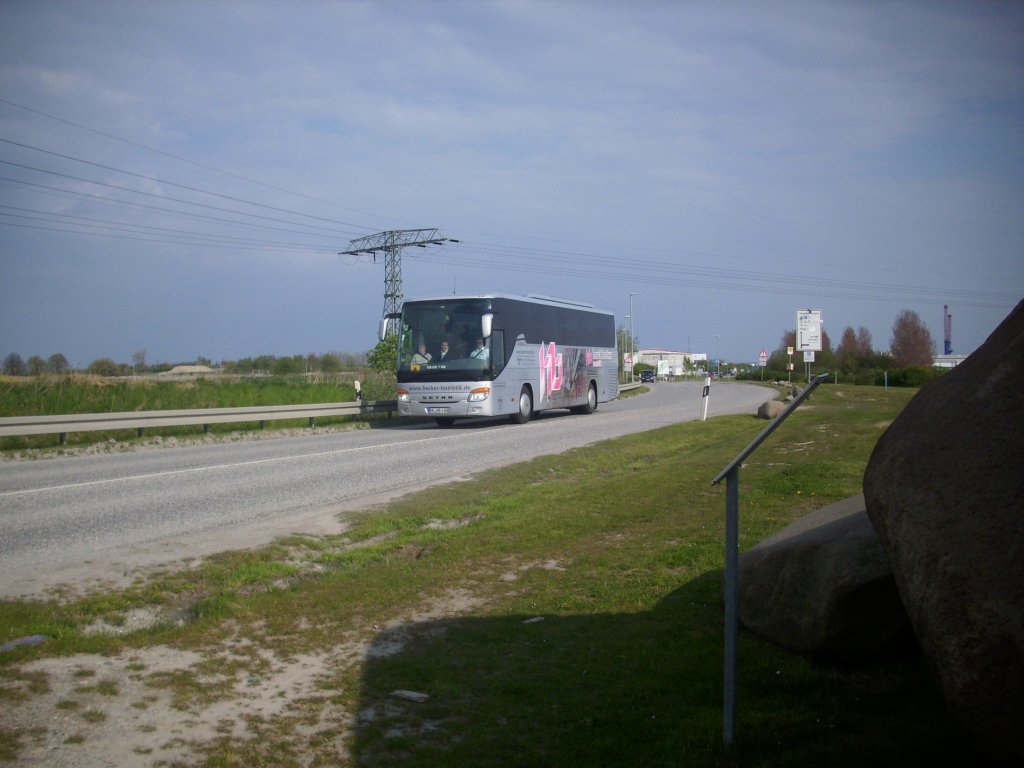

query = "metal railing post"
[[723, 465, 740, 747], [712, 373, 829, 750]]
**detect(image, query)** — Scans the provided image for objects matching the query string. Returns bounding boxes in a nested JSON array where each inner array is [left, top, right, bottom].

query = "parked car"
[[640, 370, 655, 383]]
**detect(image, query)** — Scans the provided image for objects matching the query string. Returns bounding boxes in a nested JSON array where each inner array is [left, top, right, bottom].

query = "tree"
[[856, 327, 873, 359], [890, 310, 935, 367], [318, 353, 342, 373], [272, 355, 303, 375], [367, 335, 398, 373], [132, 349, 147, 373], [46, 353, 69, 374], [836, 326, 859, 371], [836, 326, 877, 375], [3, 353, 27, 376], [87, 358, 120, 377], [27, 355, 46, 376], [252, 355, 275, 373]]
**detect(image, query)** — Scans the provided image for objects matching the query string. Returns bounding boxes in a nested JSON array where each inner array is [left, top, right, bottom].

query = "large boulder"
[[863, 299, 1024, 765], [738, 494, 913, 657]]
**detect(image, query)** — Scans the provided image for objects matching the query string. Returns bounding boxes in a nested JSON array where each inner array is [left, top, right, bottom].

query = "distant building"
[[636, 349, 705, 377], [933, 354, 968, 369], [159, 365, 216, 376]]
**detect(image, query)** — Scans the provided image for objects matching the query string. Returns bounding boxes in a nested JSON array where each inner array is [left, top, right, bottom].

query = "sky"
[[1, 0, 1022, 369]]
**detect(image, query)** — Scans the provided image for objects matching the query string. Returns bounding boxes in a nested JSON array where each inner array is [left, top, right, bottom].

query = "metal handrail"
[[711, 372, 829, 748]]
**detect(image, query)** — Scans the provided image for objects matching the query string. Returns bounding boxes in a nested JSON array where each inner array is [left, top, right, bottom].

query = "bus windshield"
[[398, 299, 503, 382]]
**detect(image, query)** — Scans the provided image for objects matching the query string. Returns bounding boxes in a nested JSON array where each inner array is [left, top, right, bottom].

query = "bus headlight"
[[468, 387, 490, 402], [397, 389, 410, 402]]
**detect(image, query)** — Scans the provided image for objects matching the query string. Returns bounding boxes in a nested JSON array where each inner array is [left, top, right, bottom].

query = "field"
[[0, 384, 981, 766], [0, 373, 373, 451]]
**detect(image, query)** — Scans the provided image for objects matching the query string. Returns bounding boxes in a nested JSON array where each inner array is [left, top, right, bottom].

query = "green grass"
[[0, 373, 358, 416], [0, 374, 366, 450], [0, 384, 980, 766]]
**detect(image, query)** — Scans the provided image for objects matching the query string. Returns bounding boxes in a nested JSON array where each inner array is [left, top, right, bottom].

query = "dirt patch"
[[2, 588, 488, 766], [5, 643, 349, 766]]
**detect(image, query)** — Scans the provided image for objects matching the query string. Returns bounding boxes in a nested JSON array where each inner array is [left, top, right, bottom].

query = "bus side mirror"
[[481, 313, 493, 339], [379, 313, 402, 341]]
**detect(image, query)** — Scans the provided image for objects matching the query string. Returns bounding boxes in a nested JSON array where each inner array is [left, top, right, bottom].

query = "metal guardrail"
[[0, 400, 398, 442], [2, 383, 643, 442]]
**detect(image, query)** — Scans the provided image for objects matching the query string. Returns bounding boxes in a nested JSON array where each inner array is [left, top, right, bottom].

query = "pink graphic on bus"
[[539, 341, 563, 402]]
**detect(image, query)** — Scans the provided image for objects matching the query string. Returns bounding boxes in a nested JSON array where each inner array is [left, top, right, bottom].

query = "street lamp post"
[[715, 335, 720, 378], [629, 292, 638, 383], [624, 314, 630, 383]]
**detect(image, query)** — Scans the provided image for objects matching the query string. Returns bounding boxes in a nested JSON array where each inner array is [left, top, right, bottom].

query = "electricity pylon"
[[339, 229, 456, 336]]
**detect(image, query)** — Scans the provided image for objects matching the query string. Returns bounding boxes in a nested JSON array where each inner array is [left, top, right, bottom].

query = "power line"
[[409, 245, 1017, 310], [2, 102, 1018, 316], [0, 136, 376, 232], [0, 97, 409, 227], [0, 177, 350, 242], [0, 205, 336, 253], [0, 159, 363, 238], [0, 219, 334, 254]]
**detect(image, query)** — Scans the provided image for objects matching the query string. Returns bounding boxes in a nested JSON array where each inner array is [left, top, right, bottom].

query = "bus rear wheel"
[[571, 382, 597, 414], [512, 386, 533, 424]]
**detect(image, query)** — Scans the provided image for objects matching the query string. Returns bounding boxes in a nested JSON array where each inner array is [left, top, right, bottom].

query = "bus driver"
[[412, 344, 431, 365], [470, 338, 489, 361]]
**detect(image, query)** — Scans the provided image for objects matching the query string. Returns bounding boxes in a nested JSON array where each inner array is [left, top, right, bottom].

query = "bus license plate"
[[426, 407, 450, 415]]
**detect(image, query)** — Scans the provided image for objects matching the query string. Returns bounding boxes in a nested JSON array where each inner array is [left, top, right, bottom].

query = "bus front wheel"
[[512, 386, 533, 424]]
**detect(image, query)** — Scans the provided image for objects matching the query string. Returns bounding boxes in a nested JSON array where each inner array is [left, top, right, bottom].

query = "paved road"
[[0, 382, 773, 598]]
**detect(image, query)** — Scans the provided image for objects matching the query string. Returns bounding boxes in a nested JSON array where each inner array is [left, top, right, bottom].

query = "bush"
[[87, 358, 121, 377], [853, 370, 877, 386], [876, 366, 942, 387]]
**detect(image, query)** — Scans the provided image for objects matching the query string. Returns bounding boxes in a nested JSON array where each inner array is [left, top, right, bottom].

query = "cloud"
[[1, 0, 1021, 365]]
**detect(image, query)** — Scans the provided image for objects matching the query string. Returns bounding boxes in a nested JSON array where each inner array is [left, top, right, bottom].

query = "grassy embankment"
[[0, 374, 367, 450], [0, 384, 980, 766]]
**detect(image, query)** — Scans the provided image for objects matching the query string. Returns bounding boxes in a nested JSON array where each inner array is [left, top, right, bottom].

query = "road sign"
[[758, 348, 768, 367], [797, 310, 822, 351]]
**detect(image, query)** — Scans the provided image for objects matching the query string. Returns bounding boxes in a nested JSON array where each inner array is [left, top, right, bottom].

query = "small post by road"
[[700, 376, 711, 421]]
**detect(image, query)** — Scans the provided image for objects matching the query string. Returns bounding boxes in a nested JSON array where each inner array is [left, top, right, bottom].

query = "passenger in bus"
[[470, 338, 489, 361], [436, 340, 452, 361], [412, 344, 432, 365]]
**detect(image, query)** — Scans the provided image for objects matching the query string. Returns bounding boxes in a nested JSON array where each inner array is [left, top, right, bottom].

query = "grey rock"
[[756, 400, 786, 420], [738, 494, 912, 656], [863, 298, 1024, 765]]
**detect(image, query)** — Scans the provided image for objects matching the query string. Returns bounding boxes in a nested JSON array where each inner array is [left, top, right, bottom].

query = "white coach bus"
[[382, 294, 619, 426]]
